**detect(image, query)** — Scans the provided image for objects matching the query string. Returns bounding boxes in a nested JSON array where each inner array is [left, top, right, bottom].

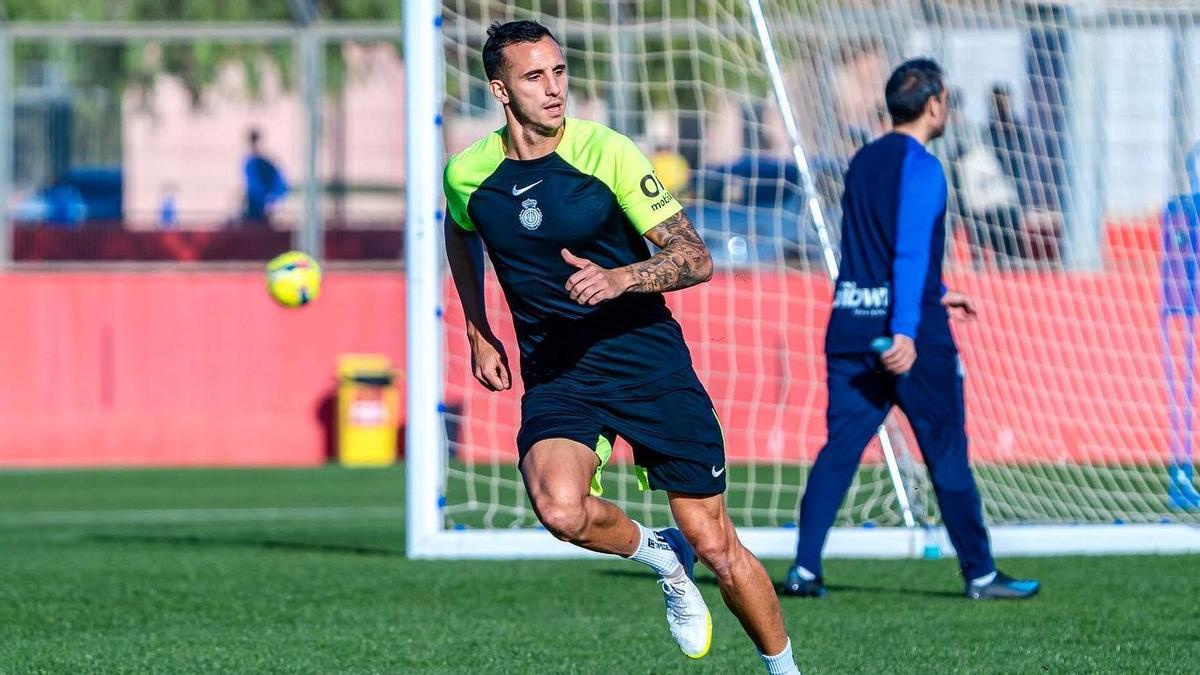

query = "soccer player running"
[[443, 20, 800, 673], [781, 59, 1040, 601]]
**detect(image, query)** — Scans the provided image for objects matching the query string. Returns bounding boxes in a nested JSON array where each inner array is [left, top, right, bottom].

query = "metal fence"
[[0, 20, 403, 266]]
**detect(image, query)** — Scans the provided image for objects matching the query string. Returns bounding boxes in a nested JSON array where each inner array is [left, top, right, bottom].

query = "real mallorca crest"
[[266, 251, 322, 308], [519, 198, 543, 230]]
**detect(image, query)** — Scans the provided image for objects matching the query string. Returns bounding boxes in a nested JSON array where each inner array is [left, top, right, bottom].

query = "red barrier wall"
[[0, 272, 405, 467], [0, 268, 1177, 467]]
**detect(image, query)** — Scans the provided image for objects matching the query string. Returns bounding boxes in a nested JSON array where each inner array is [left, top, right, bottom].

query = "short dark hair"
[[884, 58, 945, 125], [482, 20, 559, 81]]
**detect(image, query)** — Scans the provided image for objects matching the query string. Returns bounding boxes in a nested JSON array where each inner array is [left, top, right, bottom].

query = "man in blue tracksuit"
[[242, 128, 289, 227], [782, 59, 1040, 600]]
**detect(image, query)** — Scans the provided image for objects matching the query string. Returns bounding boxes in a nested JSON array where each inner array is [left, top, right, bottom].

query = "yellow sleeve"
[[442, 158, 476, 232], [607, 134, 684, 235]]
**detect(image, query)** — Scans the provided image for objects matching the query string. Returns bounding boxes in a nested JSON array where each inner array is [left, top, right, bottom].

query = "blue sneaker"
[[658, 527, 696, 580], [655, 527, 711, 659], [966, 570, 1040, 600], [782, 565, 828, 598]]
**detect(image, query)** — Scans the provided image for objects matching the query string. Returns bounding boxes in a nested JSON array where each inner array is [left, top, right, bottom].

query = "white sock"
[[762, 638, 801, 675], [970, 571, 997, 586], [626, 522, 682, 576], [793, 565, 817, 581]]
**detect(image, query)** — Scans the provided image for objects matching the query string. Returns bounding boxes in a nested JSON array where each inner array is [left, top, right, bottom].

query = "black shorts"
[[517, 367, 727, 495]]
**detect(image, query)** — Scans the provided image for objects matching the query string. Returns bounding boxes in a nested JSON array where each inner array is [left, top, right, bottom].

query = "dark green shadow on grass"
[[87, 532, 403, 557]]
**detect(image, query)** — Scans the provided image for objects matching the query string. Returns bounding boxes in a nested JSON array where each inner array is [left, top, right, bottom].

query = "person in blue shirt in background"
[[242, 128, 288, 227], [781, 59, 1040, 601]]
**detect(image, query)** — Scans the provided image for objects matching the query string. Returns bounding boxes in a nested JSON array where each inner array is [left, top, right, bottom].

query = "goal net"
[[409, 0, 1200, 559]]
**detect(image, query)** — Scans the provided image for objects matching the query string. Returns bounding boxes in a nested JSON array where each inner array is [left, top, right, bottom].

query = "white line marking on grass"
[[0, 506, 404, 527]]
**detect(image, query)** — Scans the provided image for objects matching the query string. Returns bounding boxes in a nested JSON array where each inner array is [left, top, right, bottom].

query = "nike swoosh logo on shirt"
[[711, 466, 726, 478], [512, 180, 543, 196]]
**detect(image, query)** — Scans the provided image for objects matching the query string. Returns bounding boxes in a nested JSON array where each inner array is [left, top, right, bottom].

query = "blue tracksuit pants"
[[794, 345, 995, 580]]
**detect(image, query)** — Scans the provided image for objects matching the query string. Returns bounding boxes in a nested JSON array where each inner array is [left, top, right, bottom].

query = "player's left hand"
[[562, 249, 630, 305], [941, 290, 978, 321]]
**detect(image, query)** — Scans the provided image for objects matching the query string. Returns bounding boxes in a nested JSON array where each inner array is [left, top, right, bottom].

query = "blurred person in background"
[[943, 88, 1024, 268], [833, 38, 889, 153], [650, 143, 691, 200], [242, 128, 289, 228], [986, 84, 1030, 208], [988, 83, 1061, 263], [158, 181, 179, 229]]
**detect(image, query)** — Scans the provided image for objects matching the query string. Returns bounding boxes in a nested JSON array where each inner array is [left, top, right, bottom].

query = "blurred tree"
[[4, 0, 399, 102]]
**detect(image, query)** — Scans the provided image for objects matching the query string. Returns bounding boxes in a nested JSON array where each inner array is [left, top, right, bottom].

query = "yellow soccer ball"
[[266, 251, 322, 308]]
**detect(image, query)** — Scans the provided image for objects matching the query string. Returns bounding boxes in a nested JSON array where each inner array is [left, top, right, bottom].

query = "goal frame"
[[405, 0, 1200, 560]]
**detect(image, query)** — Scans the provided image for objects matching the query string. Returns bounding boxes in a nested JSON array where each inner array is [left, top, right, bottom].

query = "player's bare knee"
[[533, 497, 590, 543], [687, 528, 738, 579]]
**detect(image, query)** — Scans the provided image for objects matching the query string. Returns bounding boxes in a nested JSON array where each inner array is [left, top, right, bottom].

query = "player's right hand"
[[561, 249, 630, 305], [881, 334, 916, 376], [470, 334, 511, 391]]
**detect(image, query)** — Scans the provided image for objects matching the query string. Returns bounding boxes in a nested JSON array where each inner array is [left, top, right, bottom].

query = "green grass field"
[[1, 466, 1197, 674]]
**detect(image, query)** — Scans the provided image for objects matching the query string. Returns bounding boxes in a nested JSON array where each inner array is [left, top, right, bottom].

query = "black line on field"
[[87, 533, 403, 557]]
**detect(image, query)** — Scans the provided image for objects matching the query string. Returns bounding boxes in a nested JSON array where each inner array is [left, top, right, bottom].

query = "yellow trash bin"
[[337, 354, 399, 467]]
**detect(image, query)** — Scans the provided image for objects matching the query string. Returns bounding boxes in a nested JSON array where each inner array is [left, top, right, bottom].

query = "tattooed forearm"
[[624, 211, 714, 293]]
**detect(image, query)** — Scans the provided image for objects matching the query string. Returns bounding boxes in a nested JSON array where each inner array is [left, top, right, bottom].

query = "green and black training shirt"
[[443, 117, 693, 393]]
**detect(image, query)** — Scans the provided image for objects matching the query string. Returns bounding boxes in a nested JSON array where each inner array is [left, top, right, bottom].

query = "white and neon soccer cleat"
[[657, 527, 713, 659]]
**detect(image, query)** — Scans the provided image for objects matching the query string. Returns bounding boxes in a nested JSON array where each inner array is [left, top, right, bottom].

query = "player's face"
[[492, 37, 568, 136]]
